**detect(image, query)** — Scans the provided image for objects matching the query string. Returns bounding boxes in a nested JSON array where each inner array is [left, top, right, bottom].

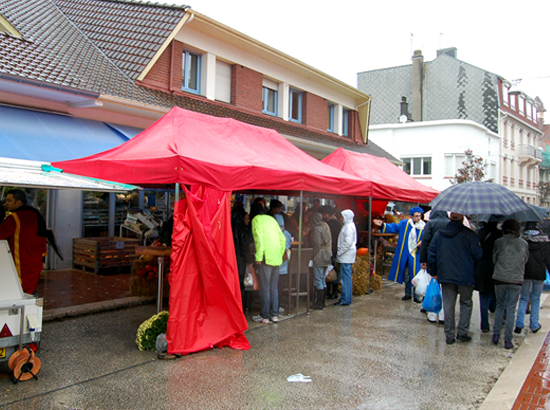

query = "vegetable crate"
[[73, 237, 140, 274]]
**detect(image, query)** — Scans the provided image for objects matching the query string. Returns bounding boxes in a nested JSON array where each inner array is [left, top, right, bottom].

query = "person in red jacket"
[[0, 189, 47, 295]]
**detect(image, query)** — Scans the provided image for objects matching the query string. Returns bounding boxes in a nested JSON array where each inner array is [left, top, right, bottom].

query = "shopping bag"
[[411, 269, 430, 297], [544, 270, 550, 292], [244, 264, 259, 291], [422, 278, 442, 314], [325, 265, 337, 282]]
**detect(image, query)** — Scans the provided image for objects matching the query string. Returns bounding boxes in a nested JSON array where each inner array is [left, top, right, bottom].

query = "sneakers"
[[514, 326, 523, 334], [402, 295, 412, 301], [456, 334, 472, 343], [504, 340, 514, 350], [492, 334, 500, 344], [413, 297, 423, 304], [446, 337, 455, 345], [252, 315, 270, 324], [532, 325, 542, 333], [270, 316, 280, 323]]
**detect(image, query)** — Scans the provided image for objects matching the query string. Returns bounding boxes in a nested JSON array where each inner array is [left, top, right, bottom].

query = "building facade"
[[358, 48, 545, 203], [0, 0, 396, 268]]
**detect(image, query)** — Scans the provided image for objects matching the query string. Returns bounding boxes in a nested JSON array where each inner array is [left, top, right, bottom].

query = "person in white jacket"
[[334, 209, 357, 305]]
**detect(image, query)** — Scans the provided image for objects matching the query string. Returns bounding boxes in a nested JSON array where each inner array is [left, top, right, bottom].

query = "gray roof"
[[0, 0, 396, 162]]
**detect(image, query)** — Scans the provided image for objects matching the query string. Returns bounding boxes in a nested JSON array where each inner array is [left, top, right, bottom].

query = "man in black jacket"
[[428, 213, 483, 345]]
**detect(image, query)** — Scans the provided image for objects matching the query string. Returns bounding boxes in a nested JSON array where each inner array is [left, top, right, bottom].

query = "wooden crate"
[[73, 237, 141, 274]]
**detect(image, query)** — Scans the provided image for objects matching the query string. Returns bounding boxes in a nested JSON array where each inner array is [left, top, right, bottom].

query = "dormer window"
[[182, 50, 201, 94]]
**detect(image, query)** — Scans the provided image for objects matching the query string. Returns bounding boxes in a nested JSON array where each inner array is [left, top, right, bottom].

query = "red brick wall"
[[141, 44, 172, 90], [303, 92, 327, 131], [231, 65, 262, 111], [171, 41, 184, 91]]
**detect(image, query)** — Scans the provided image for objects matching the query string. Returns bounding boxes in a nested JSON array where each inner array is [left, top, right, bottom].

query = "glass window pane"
[[327, 104, 334, 131], [343, 109, 349, 136], [264, 87, 277, 114], [402, 158, 411, 174], [188, 54, 199, 90], [413, 158, 421, 175], [423, 158, 431, 175], [290, 90, 300, 121]]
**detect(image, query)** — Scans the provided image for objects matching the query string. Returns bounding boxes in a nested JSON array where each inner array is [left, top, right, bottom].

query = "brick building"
[[0, 0, 394, 268]]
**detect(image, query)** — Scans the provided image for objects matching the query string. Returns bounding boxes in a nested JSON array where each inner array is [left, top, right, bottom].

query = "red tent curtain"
[[167, 185, 250, 355]]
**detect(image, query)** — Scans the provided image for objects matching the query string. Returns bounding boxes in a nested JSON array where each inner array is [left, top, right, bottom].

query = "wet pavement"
[[1, 280, 548, 410]]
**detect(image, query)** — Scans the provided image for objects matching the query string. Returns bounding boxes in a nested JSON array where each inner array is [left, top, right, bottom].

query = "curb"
[[43, 296, 156, 322]]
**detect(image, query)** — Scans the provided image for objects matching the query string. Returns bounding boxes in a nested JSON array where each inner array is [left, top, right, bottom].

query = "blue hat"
[[409, 207, 424, 216]]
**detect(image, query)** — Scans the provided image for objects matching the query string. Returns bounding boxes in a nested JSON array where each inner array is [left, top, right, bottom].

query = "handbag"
[[411, 269, 430, 297], [422, 278, 442, 314], [244, 264, 259, 291], [325, 265, 337, 282]]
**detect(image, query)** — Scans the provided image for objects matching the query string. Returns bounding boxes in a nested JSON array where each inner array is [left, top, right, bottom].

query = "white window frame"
[[402, 156, 432, 176], [289, 88, 302, 123]]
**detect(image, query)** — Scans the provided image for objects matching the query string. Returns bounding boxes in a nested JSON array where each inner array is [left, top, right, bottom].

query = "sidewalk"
[[479, 293, 550, 410]]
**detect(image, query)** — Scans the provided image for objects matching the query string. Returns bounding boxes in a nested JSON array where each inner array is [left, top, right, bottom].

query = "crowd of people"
[[230, 198, 358, 324], [374, 208, 550, 348]]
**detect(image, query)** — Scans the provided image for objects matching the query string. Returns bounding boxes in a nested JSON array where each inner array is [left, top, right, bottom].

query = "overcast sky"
[[174, 0, 550, 117]]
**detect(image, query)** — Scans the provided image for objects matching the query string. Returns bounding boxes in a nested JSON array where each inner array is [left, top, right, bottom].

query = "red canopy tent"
[[322, 148, 439, 203], [53, 108, 369, 196], [52, 108, 372, 356]]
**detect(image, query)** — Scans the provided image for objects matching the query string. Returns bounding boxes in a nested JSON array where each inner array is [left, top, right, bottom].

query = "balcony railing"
[[518, 144, 543, 166], [510, 177, 515, 186], [519, 179, 524, 187]]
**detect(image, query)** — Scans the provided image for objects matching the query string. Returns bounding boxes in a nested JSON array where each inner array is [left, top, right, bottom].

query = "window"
[[444, 153, 465, 177], [342, 109, 349, 137], [215, 60, 231, 103], [527, 101, 533, 119], [519, 95, 525, 115], [182, 50, 201, 94], [402, 157, 431, 176], [327, 103, 335, 132], [502, 84, 509, 106], [289, 88, 302, 123], [510, 94, 516, 110], [262, 86, 278, 116]]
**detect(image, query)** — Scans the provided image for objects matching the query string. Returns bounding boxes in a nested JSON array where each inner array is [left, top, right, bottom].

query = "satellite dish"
[[399, 115, 408, 124]]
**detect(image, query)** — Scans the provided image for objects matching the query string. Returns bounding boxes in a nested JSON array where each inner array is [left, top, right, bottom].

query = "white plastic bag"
[[412, 269, 430, 297]]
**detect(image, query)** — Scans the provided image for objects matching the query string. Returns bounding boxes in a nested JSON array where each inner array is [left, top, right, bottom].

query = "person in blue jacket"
[[374, 206, 425, 302]]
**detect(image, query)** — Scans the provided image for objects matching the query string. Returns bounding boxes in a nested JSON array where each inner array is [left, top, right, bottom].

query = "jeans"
[[479, 291, 495, 331], [441, 283, 473, 340], [339, 263, 352, 305], [314, 266, 327, 290], [256, 263, 280, 319], [516, 279, 544, 331], [494, 284, 521, 342]]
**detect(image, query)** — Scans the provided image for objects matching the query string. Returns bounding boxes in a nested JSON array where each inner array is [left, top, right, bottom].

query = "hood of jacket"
[[310, 212, 323, 228], [341, 209, 354, 226], [430, 210, 448, 221], [439, 220, 466, 238]]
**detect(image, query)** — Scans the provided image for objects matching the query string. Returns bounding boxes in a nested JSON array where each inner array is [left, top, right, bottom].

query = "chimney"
[[411, 49, 423, 122], [436, 47, 457, 58]]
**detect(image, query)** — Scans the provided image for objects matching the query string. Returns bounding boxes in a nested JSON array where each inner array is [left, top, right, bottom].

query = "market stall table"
[[371, 233, 397, 275]]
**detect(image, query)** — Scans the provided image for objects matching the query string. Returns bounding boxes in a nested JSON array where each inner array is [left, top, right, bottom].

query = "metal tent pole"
[[296, 190, 303, 316]]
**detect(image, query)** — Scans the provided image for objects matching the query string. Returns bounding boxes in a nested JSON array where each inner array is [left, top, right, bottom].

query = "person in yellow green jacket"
[[251, 204, 286, 324], [373, 207, 425, 302]]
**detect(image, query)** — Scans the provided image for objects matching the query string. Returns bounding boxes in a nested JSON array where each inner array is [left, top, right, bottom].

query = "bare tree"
[[453, 149, 494, 184]]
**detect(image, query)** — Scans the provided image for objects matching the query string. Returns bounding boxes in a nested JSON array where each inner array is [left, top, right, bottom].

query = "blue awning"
[[0, 105, 143, 162]]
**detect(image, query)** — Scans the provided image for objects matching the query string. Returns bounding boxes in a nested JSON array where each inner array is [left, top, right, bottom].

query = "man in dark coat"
[[428, 213, 483, 345], [474, 222, 502, 332]]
